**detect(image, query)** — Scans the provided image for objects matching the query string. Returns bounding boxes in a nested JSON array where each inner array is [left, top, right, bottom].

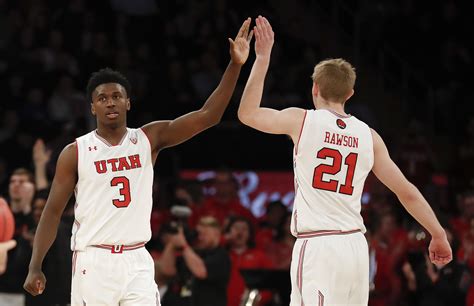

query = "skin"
[[238, 16, 452, 267], [24, 18, 254, 296], [0, 240, 16, 275]]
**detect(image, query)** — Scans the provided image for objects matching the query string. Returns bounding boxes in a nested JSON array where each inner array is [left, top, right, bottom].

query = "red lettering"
[[336, 134, 343, 146], [94, 160, 107, 174], [128, 154, 142, 169], [117, 157, 131, 171], [324, 132, 331, 143], [353, 137, 358, 148], [330, 134, 336, 144], [107, 158, 119, 172]]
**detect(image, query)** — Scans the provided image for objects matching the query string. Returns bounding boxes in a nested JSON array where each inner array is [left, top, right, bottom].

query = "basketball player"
[[23, 18, 254, 305], [238, 16, 452, 305]]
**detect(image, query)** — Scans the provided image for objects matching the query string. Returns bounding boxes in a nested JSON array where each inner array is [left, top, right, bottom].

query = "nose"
[[106, 97, 116, 107]]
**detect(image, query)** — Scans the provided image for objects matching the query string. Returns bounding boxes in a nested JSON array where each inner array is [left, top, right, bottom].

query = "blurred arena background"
[[0, 0, 473, 305]]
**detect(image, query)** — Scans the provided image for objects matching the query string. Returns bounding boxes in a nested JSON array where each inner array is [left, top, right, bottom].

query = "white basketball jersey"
[[291, 109, 374, 236], [72, 128, 154, 251]]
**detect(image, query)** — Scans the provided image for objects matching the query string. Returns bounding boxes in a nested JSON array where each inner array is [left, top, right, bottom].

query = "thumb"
[[0, 240, 16, 252], [228, 38, 234, 46]]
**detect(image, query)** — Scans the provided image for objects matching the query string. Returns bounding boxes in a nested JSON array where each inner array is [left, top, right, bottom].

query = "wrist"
[[229, 60, 244, 68], [431, 228, 447, 239]]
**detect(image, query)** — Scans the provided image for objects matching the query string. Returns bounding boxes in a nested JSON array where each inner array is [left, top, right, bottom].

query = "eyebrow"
[[96, 91, 123, 97]]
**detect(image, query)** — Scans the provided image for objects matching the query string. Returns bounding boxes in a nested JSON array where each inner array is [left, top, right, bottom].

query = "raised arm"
[[24, 142, 77, 296], [371, 129, 452, 266], [238, 16, 305, 143], [33, 139, 52, 190], [142, 18, 253, 154]]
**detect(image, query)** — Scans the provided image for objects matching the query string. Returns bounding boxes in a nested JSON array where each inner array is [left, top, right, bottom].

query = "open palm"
[[229, 18, 254, 66]]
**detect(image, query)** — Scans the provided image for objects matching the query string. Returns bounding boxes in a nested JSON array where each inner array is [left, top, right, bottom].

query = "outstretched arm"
[[238, 16, 305, 143], [142, 18, 253, 154], [371, 129, 452, 266], [24, 143, 77, 296]]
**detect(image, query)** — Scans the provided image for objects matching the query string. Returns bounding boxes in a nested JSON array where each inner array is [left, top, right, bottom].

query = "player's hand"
[[0, 240, 16, 274], [23, 268, 46, 296], [229, 18, 253, 66], [254, 16, 274, 60], [428, 235, 452, 267]]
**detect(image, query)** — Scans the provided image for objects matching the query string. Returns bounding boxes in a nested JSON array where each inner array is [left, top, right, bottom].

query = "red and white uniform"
[[72, 128, 159, 306], [290, 109, 373, 306]]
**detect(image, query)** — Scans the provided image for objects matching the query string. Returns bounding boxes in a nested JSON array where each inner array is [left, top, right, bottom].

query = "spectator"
[[158, 216, 231, 306], [225, 216, 273, 306], [255, 200, 287, 250], [198, 170, 255, 228]]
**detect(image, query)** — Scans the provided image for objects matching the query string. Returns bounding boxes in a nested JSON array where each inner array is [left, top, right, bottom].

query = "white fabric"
[[290, 232, 369, 306], [291, 109, 373, 236], [71, 247, 160, 306], [72, 128, 154, 251]]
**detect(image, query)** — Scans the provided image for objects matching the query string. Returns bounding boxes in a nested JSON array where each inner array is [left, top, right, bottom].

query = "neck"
[[96, 125, 128, 145], [315, 98, 347, 116], [10, 199, 30, 214]]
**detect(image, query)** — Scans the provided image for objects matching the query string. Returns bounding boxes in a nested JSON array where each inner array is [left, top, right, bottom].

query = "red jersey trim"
[[91, 242, 146, 253], [295, 110, 307, 155], [93, 129, 128, 147]]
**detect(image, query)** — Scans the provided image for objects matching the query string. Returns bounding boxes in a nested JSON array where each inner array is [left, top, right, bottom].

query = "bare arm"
[[33, 139, 52, 190], [24, 142, 77, 295], [238, 16, 305, 142], [182, 245, 208, 279], [155, 242, 177, 277], [371, 129, 452, 265], [142, 19, 253, 153]]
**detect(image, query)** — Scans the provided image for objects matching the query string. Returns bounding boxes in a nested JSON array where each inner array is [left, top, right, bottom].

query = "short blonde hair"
[[311, 58, 356, 103]]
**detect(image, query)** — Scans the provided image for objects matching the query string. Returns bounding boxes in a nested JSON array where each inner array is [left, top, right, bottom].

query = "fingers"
[[247, 30, 254, 43], [236, 17, 251, 40], [36, 279, 45, 294], [254, 16, 274, 41]]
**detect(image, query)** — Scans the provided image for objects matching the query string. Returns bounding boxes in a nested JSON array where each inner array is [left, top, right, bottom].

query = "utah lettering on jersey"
[[324, 131, 359, 148], [94, 154, 142, 174]]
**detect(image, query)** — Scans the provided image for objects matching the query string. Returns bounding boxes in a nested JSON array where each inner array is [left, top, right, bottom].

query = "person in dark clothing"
[[158, 216, 231, 306]]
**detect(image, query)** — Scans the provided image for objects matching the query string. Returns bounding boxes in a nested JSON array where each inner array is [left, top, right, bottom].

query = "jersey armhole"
[[295, 110, 308, 155], [139, 128, 154, 164], [74, 139, 79, 174]]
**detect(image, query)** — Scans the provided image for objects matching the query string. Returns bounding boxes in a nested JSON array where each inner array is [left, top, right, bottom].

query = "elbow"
[[194, 270, 208, 280], [237, 109, 252, 126], [192, 265, 208, 280]]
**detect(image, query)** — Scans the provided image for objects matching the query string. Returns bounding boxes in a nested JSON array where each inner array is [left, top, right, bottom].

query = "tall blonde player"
[[238, 16, 452, 306], [23, 19, 254, 306]]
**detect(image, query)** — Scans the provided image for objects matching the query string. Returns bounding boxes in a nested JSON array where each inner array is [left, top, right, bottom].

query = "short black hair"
[[86, 68, 131, 102]]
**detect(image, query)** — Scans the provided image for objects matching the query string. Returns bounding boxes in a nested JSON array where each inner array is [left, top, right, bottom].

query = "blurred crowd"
[[0, 0, 473, 306]]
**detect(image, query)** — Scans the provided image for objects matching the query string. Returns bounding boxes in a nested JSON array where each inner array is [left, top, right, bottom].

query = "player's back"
[[291, 109, 373, 236]]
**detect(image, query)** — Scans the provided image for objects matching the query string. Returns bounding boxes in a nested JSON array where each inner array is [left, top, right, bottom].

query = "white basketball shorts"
[[290, 230, 369, 306], [71, 244, 160, 306]]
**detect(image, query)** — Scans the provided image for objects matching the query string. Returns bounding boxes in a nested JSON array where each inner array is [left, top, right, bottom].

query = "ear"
[[91, 103, 96, 116], [126, 99, 131, 111], [312, 83, 319, 97], [345, 89, 355, 101]]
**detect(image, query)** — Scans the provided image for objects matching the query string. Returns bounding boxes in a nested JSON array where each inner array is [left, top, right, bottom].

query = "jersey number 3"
[[110, 176, 131, 208], [313, 148, 358, 195]]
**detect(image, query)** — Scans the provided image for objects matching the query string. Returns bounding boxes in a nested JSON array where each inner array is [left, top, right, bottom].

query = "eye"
[[113, 95, 120, 100], [98, 96, 106, 102]]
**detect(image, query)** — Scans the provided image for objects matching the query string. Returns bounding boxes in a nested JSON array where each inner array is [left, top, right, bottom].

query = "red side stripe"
[[318, 290, 324, 306], [295, 110, 307, 155], [297, 240, 308, 306]]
